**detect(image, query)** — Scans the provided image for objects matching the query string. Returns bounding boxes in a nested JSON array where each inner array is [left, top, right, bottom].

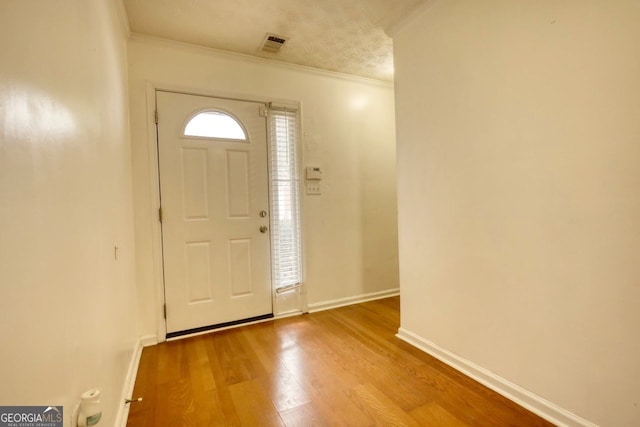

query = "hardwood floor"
[[127, 297, 553, 426]]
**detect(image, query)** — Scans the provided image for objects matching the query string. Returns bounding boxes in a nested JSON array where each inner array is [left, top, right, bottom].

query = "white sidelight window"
[[268, 105, 303, 291]]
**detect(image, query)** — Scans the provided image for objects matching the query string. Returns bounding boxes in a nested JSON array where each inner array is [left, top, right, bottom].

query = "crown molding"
[[128, 33, 394, 88]]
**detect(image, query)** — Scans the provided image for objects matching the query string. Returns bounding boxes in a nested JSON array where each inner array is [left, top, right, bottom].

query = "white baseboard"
[[308, 288, 400, 313], [115, 339, 143, 427], [396, 328, 597, 427], [140, 334, 158, 347]]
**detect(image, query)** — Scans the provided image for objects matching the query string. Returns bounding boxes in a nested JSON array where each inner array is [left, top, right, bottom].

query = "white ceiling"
[[124, 0, 426, 82]]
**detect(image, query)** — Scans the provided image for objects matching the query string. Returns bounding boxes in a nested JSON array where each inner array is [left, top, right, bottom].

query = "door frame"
[[142, 81, 306, 343]]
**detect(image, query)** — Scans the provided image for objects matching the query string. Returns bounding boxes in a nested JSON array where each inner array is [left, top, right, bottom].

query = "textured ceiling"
[[124, 0, 426, 82]]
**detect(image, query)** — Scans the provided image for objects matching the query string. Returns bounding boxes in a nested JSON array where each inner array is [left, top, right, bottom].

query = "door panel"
[[228, 239, 253, 296], [226, 150, 250, 218], [156, 91, 272, 334], [182, 148, 208, 219]]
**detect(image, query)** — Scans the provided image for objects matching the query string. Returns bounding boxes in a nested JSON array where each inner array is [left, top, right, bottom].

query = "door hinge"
[[154, 110, 158, 124], [259, 105, 268, 117], [163, 303, 167, 319], [158, 207, 163, 222]]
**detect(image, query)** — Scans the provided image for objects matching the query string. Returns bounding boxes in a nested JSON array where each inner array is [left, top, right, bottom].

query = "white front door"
[[156, 91, 272, 335]]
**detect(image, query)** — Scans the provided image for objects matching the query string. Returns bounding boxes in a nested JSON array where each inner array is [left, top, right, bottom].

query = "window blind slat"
[[269, 109, 302, 289]]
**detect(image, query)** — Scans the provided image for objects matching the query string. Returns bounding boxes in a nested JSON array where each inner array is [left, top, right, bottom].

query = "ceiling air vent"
[[261, 33, 289, 53]]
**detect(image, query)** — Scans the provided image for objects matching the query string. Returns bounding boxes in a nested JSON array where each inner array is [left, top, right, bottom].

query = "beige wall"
[[128, 36, 399, 340], [394, 1, 640, 426], [0, 0, 138, 425]]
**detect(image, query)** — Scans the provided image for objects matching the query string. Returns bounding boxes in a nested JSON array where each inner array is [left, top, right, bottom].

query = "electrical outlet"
[[306, 182, 321, 195]]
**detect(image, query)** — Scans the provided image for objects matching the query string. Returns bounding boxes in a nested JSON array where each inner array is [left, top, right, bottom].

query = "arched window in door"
[[183, 110, 248, 141]]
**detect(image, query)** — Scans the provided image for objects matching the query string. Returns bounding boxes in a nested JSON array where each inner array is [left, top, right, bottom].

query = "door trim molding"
[[144, 82, 167, 343]]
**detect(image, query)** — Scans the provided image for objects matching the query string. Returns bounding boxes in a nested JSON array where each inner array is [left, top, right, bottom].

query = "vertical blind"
[[268, 106, 302, 290]]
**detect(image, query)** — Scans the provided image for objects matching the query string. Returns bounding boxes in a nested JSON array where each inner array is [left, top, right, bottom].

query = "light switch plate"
[[306, 182, 321, 195]]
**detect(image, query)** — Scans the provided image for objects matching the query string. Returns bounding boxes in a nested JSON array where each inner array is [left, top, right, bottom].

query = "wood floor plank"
[[240, 319, 301, 376], [155, 378, 195, 426], [256, 363, 310, 412], [127, 297, 553, 427], [281, 316, 368, 390], [278, 402, 328, 427], [185, 338, 227, 426], [409, 401, 469, 426], [228, 379, 284, 426], [209, 330, 265, 386], [278, 338, 377, 426], [307, 312, 432, 411], [347, 382, 419, 427], [202, 336, 244, 425]]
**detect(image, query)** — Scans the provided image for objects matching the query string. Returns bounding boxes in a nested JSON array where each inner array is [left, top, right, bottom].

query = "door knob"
[[259, 210, 268, 218], [260, 226, 269, 233]]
